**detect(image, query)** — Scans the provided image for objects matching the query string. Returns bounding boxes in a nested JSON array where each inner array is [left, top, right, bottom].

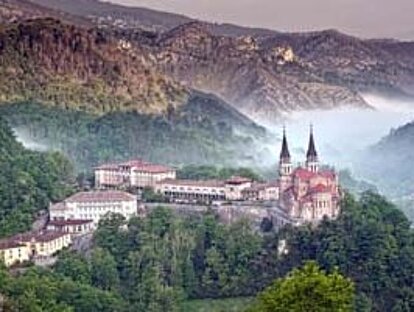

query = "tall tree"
[[250, 261, 355, 312], [90, 248, 120, 292]]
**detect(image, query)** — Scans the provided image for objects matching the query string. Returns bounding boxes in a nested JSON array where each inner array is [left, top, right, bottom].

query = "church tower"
[[279, 127, 292, 177], [306, 125, 319, 173]]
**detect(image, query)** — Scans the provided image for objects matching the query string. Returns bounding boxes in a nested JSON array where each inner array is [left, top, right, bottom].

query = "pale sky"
[[108, 0, 414, 39]]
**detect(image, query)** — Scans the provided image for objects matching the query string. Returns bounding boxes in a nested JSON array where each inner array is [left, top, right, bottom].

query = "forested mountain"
[[0, 18, 187, 115], [1, 192, 414, 311], [3, 1, 414, 125], [12, 0, 414, 124], [0, 18, 269, 170], [0, 117, 74, 237], [0, 96, 269, 171], [361, 121, 414, 196]]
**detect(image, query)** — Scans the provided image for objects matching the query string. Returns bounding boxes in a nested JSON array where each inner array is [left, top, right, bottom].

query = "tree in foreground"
[[249, 261, 354, 312]]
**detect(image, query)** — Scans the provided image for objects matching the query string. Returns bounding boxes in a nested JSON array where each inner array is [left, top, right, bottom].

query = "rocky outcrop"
[[138, 23, 369, 124], [261, 30, 414, 98], [3, 1, 414, 124]]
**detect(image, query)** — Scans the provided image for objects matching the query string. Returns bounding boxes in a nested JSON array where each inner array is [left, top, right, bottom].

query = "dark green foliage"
[[177, 165, 262, 181], [0, 266, 125, 312], [141, 186, 166, 203], [90, 248, 120, 292], [249, 261, 355, 312], [0, 117, 75, 237], [2, 170, 414, 312], [273, 192, 414, 311], [0, 101, 266, 171], [53, 193, 414, 311], [54, 251, 91, 285], [89, 209, 263, 310]]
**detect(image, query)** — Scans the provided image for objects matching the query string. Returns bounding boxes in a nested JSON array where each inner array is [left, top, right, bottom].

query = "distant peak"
[[158, 21, 213, 46], [164, 21, 212, 37]]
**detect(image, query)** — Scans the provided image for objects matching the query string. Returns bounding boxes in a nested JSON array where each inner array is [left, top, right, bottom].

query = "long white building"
[[95, 159, 176, 189], [155, 179, 226, 203], [155, 176, 278, 203], [49, 191, 137, 227]]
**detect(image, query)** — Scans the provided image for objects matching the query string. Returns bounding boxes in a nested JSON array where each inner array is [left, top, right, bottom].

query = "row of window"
[[163, 186, 225, 193], [77, 205, 123, 210]]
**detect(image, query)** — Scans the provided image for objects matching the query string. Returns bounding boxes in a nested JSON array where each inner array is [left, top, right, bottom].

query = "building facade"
[[47, 219, 94, 235], [0, 241, 30, 267], [0, 231, 71, 267], [49, 191, 138, 227], [95, 159, 176, 189], [155, 176, 265, 203], [242, 182, 279, 201], [277, 127, 341, 224], [155, 179, 226, 203]]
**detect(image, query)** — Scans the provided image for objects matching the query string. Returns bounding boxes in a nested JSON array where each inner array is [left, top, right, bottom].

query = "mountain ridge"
[[0, 17, 270, 169], [2, 1, 413, 125], [0, 18, 188, 115]]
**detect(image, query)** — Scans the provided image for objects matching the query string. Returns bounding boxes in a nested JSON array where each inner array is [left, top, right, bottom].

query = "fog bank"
[[263, 94, 414, 177]]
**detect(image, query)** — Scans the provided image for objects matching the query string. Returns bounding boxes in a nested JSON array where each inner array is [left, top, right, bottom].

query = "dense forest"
[[0, 117, 74, 237], [177, 165, 263, 181], [1, 191, 413, 311], [0, 100, 268, 172]]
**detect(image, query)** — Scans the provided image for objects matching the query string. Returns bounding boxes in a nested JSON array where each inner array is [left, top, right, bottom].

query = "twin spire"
[[279, 125, 318, 169]]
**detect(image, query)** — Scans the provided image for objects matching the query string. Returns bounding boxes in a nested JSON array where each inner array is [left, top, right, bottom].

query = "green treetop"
[[249, 261, 355, 312]]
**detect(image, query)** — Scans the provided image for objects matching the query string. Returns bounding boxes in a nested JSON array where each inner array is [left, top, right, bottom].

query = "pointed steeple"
[[279, 127, 292, 177], [306, 124, 319, 173], [306, 124, 318, 160], [280, 126, 291, 161]]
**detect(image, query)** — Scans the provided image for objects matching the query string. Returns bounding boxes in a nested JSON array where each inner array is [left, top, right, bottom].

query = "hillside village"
[[1, 127, 341, 268]]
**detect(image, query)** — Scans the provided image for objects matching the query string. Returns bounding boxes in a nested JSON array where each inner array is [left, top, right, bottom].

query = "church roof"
[[310, 184, 330, 193], [292, 168, 336, 181], [293, 168, 315, 180]]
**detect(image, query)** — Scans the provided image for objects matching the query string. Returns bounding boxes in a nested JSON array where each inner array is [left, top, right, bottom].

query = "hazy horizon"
[[106, 0, 414, 40]]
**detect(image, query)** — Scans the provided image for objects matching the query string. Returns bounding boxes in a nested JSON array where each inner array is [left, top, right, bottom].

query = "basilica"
[[277, 127, 341, 223]]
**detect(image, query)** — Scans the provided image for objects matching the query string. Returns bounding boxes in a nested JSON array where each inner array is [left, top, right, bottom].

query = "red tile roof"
[[310, 184, 330, 193], [94, 163, 119, 170], [133, 164, 175, 174], [319, 170, 336, 179], [48, 219, 93, 226], [293, 168, 336, 181], [120, 159, 149, 167], [34, 231, 69, 243], [66, 191, 136, 203], [7, 231, 68, 244], [0, 240, 25, 250], [226, 176, 252, 185], [293, 168, 316, 180], [95, 159, 175, 174]]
